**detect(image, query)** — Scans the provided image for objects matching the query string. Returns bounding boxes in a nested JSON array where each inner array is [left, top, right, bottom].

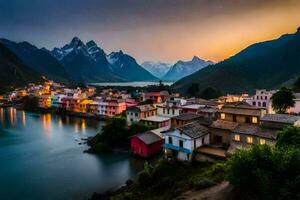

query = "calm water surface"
[[91, 81, 174, 87], [0, 108, 143, 200]]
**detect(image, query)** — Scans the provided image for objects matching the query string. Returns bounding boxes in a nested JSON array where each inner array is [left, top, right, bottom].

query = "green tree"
[[187, 83, 200, 97], [199, 87, 222, 100], [271, 87, 295, 113], [101, 116, 128, 146], [227, 145, 300, 200], [128, 122, 155, 136], [276, 126, 300, 149]]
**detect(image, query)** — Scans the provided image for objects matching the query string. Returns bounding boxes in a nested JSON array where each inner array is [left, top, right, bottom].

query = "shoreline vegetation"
[[89, 126, 300, 200]]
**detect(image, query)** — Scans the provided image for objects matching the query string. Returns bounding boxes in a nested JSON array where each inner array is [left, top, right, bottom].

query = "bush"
[[276, 126, 300, 149], [90, 143, 112, 154], [227, 145, 300, 200]]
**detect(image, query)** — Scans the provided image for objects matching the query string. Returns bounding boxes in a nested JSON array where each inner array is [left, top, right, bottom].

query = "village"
[[1, 80, 300, 163]]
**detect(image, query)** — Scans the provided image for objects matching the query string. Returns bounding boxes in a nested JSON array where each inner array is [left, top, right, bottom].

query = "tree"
[[101, 116, 128, 146], [293, 77, 300, 93], [187, 83, 200, 97], [276, 126, 300, 149], [227, 145, 300, 200], [271, 87, 295, 113], [199, 87, 222, 100], [128, 122, 155, 137]]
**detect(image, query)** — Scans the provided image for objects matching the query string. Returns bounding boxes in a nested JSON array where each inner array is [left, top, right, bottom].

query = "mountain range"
[[162, 56, 213, 81], [173, 27, 300, 94], [50, 37, 157, 82], [141, 61, 173, 79]]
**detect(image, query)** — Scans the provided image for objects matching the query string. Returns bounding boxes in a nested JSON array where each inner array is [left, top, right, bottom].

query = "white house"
[[245, 89, 277, 114], [163, 121, 210, 161], [289, 93, 300, 114]]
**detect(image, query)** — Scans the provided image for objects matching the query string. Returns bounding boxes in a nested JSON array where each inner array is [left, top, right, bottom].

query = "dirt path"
[[174, 181, 233, 200]]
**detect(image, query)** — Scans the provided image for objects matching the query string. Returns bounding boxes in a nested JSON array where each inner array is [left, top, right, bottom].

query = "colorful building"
[[126, 104, 157, 125], [131, 131, 163, 158]]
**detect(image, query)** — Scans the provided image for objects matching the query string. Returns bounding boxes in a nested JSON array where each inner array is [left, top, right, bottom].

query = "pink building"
[[99, 99, 126, 117]]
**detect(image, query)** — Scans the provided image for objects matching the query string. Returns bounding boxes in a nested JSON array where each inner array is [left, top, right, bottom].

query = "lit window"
[[252, 117, 258, 124], [234, 134, 240, 141], [247, 136, 253, 144], [220, 113, 225, 119], [259, 138, 266, 145]]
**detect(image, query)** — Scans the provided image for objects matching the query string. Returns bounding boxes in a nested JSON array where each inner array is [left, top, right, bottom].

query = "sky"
[[0, 0, 300, 63]]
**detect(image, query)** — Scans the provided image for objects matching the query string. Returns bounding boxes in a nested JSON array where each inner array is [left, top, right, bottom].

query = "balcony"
[[163, 143, 191, 154]]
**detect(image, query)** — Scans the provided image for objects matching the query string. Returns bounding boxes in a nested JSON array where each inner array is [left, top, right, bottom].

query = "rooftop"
[[232, 123, 278, 139], [142, 115, 170, 122], [261, 114, 300, 124], [210, 120, 239, 130], [127, 104, 156, 112], [178, 121, 210, 138], [172, 113, 201, 121], [135, 131, 163, 145], [182, 104, 203, 110], [220, 102, 263, 116]]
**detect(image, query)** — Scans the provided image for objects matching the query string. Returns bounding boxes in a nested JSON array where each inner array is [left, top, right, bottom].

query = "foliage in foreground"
[[227, 140, 300, 200], [112, 161, 226, 200]]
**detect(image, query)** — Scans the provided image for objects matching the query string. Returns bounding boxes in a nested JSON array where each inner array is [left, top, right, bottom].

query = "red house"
[[131, 131, 163, 158]]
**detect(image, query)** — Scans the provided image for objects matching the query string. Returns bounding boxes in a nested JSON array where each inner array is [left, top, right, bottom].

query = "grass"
[[111, 160, 227, 200]]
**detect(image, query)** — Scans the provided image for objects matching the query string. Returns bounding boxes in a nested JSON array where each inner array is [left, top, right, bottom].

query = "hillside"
[[0, 42, 42, 87], [0, 39, 70, 83], [173, 27, 300, 94]]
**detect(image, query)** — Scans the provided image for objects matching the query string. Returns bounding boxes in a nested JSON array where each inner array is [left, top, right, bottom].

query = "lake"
[[0, 108, 143, 200], [91, 81, 174, 87]]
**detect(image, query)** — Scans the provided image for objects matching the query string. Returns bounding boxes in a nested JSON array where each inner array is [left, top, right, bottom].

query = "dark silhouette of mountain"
[[173, 27, 300, 94], [162, 56, 213, 81], [0, 42, 42, 87], [52, 37, 158, 82], [0, 39, 70, 83]]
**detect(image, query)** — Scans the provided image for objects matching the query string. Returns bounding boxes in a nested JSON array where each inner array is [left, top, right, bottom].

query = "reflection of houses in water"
[[21, 111, 26, 126], [42, 114, 52, 133]]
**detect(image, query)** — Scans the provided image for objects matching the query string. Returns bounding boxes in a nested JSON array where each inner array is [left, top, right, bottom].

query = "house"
[[163, 121, 210, 161], [51, 94, 67, 108], [99, 99, 126, 117], [289, 93, 300, 114], [245, 89, 276, 114], [171, 113, 202, 128], [228, 114, 300, 153], [38, 94, 52, 109], [126, 104, 157, 125], [181, 104, 203, 113], [143, 91, 169, 104], [86, 101, 100, 115], [131, 131, 163, 158], [141, 115, 171, 129], [210, 102, 265, 145], [197, 107, 218, 121]]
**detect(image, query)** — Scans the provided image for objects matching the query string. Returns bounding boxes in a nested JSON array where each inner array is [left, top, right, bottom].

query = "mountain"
[[0, 42, 42, 87], [107, 51, 158, 81], [0, 39, 70, 83], [52, 37, 158, 82], [173, 27, 300, 94], [141, 61, 173, 78], [162, 56, 213, 81]]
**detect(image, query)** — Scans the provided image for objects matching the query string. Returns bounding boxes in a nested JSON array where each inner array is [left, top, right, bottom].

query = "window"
[[179, 140, 183, 147], [233, 115, 237, 122], [262, 102, 266, 107], [234, 134, 240, 141], [246, 117, 250, 123], [220, 113, 226, 120], [168, 137, 173, 144], [265, 96, 267, 100], [252, 101, 256, 106], [247, 136, 253, 144], [172, 109, 175, 115], [258, 102, 261, 107], [252, 117, 258, 124], [135, 113, 138, 117], [259, 138, 266, 145], [202, 138, 205, 144]]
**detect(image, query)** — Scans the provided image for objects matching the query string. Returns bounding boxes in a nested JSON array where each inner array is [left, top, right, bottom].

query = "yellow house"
[[77, 99, 94, 113]]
